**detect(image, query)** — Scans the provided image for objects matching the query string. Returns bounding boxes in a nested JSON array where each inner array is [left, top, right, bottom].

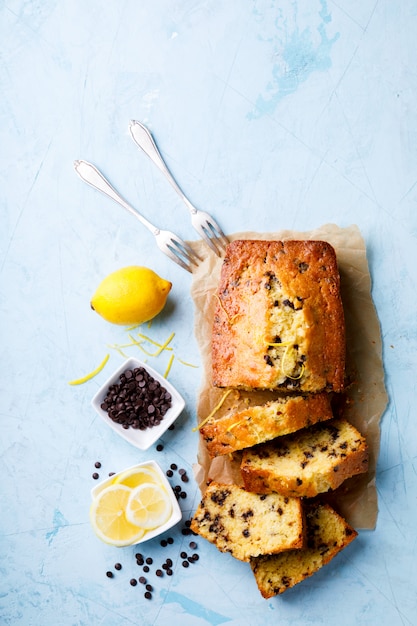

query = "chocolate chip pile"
[[100, 366, 172, 430]]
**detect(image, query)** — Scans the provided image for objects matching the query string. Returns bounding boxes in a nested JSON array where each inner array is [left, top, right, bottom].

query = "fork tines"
[[201, 221, 229, 256], [167, 239, 202, 273]]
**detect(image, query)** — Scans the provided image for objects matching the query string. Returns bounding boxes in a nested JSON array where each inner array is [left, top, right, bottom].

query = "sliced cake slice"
[[241, 418, 369, 498], [250, 502, 357, 597], [190, 482, 304, 562], [201, 392, 333, 458]]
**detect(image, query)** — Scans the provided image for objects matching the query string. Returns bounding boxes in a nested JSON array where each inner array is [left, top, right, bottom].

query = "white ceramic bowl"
[[91, 357, 185, 450], [90, 460, 182, 544]]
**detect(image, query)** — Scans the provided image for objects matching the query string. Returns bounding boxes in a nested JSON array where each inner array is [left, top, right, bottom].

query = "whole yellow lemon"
[[90, 266, 172, 325]]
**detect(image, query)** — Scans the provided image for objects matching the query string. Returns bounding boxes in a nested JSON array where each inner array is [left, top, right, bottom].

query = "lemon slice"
[[113, 466, 159, 489], [126, 482, 172, 530], [90, 484, 145, 547]]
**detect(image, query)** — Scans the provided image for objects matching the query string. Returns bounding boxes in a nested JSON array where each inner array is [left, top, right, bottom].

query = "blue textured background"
[[1, 1, 416, 625]]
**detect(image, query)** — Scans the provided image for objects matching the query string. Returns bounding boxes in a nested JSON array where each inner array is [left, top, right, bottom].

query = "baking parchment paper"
[[189, 223, 388, 530]]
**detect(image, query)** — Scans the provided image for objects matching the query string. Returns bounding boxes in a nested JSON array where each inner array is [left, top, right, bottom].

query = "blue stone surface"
[[1, 1, 416, 624]]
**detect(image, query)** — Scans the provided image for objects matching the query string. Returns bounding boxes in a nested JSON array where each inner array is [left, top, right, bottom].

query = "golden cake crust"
[[240, 418, 369, 498], [212, 240, 345, 392], [190, 482, 305, 562], [201, 392, 333, 458]]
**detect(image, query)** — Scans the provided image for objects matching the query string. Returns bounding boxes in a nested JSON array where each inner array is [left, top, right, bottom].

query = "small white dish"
[[90, 460, 182, 544], [91, 357, 185, 450]]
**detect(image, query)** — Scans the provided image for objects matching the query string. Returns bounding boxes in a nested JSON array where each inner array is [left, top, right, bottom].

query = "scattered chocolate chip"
[[92, 473, 99, 480], [160, 539, 167, 547], [144, 591, 152, 600], [178, 468, 186, 476], [130, 578, 137, 586], [180, 491, 187, 499], [166, 470, 173, 477], [108, 472, 115, 476], [166, 558, 173, 567], [156, 569, 163, 577], [146, 584, 153, 592], [94, 461, 101, 468], [139, 576, 147, 584], [156, 444, 164, 451], [114, 563, 122, 571], [106, 571, 113, 578], [180, 551, 187, 559], [170, 463, 178, 470], [143, 566, 150, 573], [145, 557, 153, 565], [182, 561, 189, 568], [167, 537, 174, 544], [166, 568, 173, 576], [189, 541, 197, 550]]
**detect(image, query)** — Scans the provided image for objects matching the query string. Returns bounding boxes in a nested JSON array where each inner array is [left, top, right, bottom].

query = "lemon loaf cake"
[[240, 418, 369, 498], [250, 502, 357, 597], [212, 240, 345, 393], [190, 482, 305, 562], [201, 393, 333, 458]]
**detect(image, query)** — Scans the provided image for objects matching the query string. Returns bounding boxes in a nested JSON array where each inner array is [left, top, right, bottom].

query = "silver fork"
[[73, 160, 201, 273], [129, 120, 229, 256]]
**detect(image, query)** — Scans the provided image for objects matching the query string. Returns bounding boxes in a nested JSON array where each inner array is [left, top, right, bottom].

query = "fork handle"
[[129, 120, 196, 215], [73, 160, 159, 235]]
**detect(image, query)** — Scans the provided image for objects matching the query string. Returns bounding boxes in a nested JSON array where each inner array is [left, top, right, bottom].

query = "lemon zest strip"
[[265, 338, 305, 380], [163, 354, 175, 378], [135, 332, 175, 357], [226, 418, 246, 433], [108, 342, 140, 357], [152, 332, 175, 357], [124, 333, 172, 358], [68, 354, 110, 385], [111, 346, 130, 359], [284, 363, 305, 380], [214, 294, 240, 323], [177, 358, 199, 368], [108, 337, 155, 358], [192, 390, 233, 432], [281, 344, 305, 380], [127, 333, 157, 357], [137, 333, 166, 347]]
